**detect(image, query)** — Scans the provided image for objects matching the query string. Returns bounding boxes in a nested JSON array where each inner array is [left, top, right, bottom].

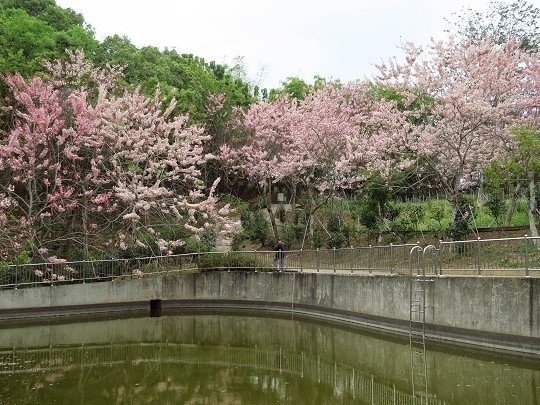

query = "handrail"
[[1, 235, 540, 289]]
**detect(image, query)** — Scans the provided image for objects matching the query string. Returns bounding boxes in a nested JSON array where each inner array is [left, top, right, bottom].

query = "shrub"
[[448, 196, 476, 243], [311, 228, 323, 249], [327, 232, 347, 248], [196, 252, 269, 271], [327, 212, 342, 233], [241, 209, 270, 246]]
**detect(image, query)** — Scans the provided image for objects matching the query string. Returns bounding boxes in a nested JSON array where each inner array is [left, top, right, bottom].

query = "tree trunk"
[[504, 183, 521, 226], [528, 171, 539, 239], [27, 181, 37, 254], [265, 179, 279, 240], [291, 181, 297, 215]]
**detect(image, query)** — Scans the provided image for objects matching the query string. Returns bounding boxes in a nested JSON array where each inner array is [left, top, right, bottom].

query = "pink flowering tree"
[[0, 51, 237, 263], [376, 38, 524, 229], [221, 82, 409, 242], [220, 95, 302, 238]]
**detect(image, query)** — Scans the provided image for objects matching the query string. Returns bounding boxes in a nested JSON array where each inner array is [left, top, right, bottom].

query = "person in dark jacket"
[[274, 239, 286, 271]]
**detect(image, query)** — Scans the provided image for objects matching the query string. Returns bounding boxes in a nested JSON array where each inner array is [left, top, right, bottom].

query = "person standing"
[[274, 239, 286, 271]]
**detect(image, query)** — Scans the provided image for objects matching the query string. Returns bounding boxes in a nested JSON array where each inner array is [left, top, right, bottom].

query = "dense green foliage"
[[0, 0, 253, 130], [268, 76, 327, 101], [0, 1, 97, 77]]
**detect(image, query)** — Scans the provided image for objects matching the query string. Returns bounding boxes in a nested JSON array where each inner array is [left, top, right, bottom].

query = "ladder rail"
[[409, 245, 439, 404]]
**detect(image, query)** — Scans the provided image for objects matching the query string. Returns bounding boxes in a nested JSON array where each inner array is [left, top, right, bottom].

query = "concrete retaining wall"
[[0, 272, 538, 355]]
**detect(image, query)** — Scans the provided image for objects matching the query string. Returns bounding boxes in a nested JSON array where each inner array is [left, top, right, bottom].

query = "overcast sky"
[[56, 0, 540, 89]]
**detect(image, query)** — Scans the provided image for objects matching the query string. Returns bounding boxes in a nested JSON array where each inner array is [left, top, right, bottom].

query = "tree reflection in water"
[[0, 314, 537, 404]]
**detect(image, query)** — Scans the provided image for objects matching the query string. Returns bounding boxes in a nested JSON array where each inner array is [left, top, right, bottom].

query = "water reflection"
[[0, 313, 537, 404]]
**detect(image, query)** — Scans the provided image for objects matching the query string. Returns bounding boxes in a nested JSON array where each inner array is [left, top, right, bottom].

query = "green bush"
[[400, 203, 425, 231], [196, 252, 269, 271], [327, 232, 347, 248], [278, 204, 286, 222], [448, 196, 476, 242], [327, 212, 342, 233], [484, 193, 506, 225], [310, 228, 323, 249], [231, 232, 247, 251], [183, 237, 212, 254], [241, 209, 270, 245]]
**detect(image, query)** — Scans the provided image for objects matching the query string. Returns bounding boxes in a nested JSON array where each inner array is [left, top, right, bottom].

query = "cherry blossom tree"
[[220, 95, 300, 238], [221, 82, 409, 242], [0, 51, 237, 263], [376, 38, 525, 227]]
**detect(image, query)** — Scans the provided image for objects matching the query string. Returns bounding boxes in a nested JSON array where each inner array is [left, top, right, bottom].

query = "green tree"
[[356, 174, 400, 243], [269, 76, 312, 101], [0, 1, 98, 78], [483, 161, 523, 226], [448, 0, 540, 51], [512, 126, 540, 238]]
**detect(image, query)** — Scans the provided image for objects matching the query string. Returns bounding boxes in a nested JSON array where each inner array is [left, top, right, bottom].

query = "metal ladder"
[[409, 245, 439, 404]]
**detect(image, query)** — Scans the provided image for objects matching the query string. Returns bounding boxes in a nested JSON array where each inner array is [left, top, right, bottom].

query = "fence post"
[[254, 250, 258, 272], [416, 241, 421, 276], [368, 245, 373, 275], [438, 240, 443, 276], [390, 243, 394, 276], [316, 248, 320, 273], [227, 251, 231, 272], [524, 234, 530, 277], [300, 249, 303, 273], [477, 237, 481, 276], [333, 247, 336, 274], [14, 265, 17, 289], [350, 246, 354, 274]]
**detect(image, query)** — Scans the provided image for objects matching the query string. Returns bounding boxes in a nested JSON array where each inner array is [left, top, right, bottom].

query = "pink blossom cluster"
[[0, 51, 237, 260], [220, 82, 409, 193], [376, 38, 526, 202]]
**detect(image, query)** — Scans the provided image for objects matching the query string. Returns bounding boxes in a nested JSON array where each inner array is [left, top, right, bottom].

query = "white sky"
[[56, 0, 540, 89]]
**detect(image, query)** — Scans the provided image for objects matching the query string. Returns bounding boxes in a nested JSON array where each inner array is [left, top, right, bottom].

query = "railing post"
[[390, 243, 394, 276], [477, 237, 481, 276], [14, 265, 17, 289], [350, 246, 354, 274], [227, 250, 231, 272], [524, 234, 530, 277], [333, 247, 336, 274], [416, 241, 421, 276], [254, 250, 258, 272], [368, 245, 372, 275], [316, 248, 320, 273], [438, 240, 443, 276], [300, 249, 303, 273]]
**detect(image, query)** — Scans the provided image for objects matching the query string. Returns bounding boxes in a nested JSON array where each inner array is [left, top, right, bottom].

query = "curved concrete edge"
[[0, 271, 539, 359], [1, 298, 538, 360], [162, 299, 540, 359]]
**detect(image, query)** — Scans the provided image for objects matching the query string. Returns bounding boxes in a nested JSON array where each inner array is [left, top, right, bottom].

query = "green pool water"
[[0, 312, 538, 404]]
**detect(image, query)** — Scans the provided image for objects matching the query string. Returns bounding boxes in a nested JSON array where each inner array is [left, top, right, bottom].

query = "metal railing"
[[1, 235, 539, 289]]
